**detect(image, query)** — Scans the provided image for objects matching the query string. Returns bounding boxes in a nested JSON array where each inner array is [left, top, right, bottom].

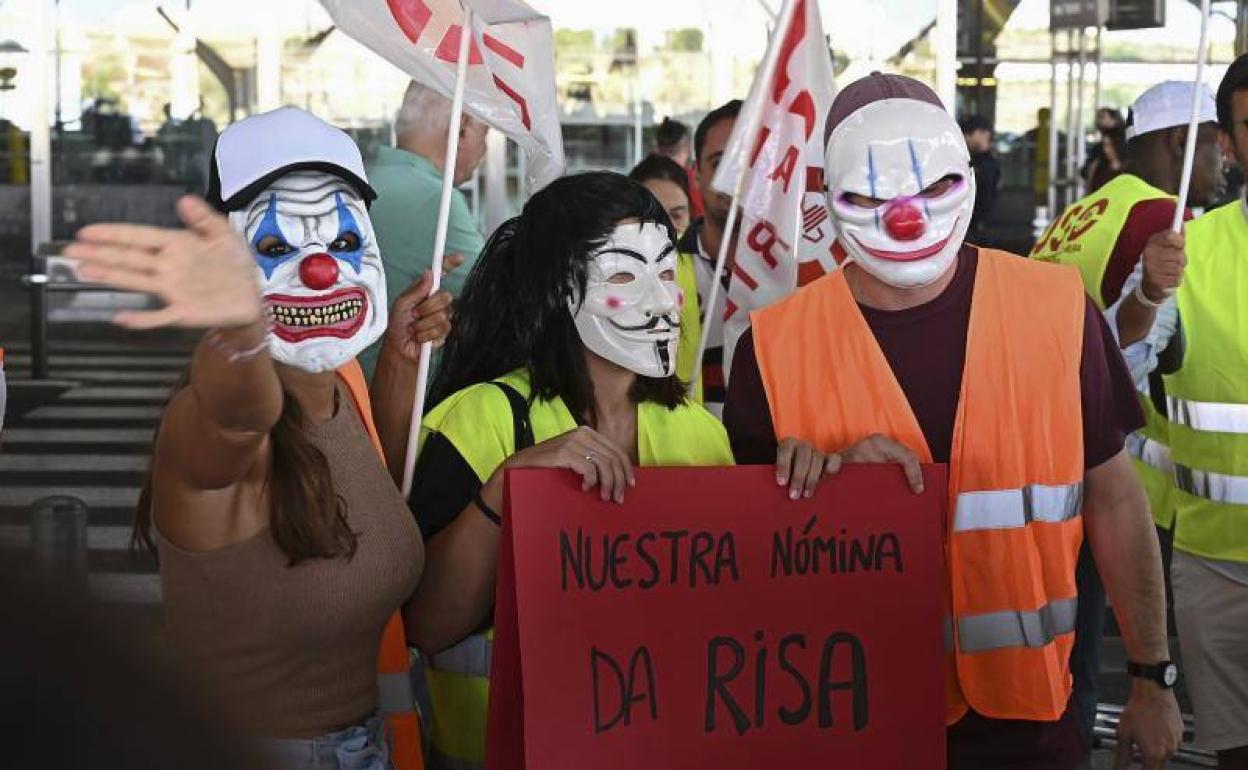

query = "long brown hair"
[[133, 370, 358, 566]]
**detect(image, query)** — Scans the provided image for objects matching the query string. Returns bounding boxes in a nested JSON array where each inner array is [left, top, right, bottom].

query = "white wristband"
[[1133, 282, 1165, 309]]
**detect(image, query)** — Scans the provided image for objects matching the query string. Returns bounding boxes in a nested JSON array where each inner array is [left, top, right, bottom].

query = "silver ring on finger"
[[585, 452, 597, 465]]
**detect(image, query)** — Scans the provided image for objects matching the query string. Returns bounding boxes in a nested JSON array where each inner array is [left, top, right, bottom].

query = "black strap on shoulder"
[[490, 382, 535, 451]]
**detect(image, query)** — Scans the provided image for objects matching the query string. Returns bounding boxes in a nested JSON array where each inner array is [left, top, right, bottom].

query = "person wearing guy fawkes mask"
[[399, 171, 733, 769], [64, 107, 453, 770], [724, 73, 1182, 769]]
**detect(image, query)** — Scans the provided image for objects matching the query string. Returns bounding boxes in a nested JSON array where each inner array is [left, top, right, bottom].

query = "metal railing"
[[20, 242, 147, 380]]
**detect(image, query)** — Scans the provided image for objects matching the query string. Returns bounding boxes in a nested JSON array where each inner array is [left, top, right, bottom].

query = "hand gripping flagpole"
[[1172, 0, 1212, 235], [402, 2, 474, 496], [690, 0, 800, 397]]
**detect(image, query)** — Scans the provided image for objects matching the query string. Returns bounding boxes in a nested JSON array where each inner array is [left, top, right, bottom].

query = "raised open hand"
[[65, 195, 264, 330], [385, 271, 454, 362]]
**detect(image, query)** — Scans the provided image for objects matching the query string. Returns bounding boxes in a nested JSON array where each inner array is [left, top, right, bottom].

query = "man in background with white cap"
[[1029, 79, 1224, 748], [1125, 54, 1248, 769], [1032, 80, 1223, 538], [726, 71, 1182, 769]]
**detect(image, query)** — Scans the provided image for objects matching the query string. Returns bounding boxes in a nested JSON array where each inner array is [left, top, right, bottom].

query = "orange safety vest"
[[752, 249, 1085, 724], [337, 360, 424, 770]]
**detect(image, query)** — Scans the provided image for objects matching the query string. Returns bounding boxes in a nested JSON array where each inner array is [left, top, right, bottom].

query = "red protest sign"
[[486, 464, 949, 769]]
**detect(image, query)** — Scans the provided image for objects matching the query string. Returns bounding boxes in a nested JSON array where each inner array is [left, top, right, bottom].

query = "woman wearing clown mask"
[[65, 108, 451, 769], [385, 171, 731, 769]]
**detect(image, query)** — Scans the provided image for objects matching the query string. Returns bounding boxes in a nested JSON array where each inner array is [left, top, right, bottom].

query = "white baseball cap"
[[1125, 81, 1217, 141], [206, 106, 376, 212]]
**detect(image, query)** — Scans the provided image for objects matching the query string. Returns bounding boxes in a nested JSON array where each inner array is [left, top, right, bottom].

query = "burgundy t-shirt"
[[724, 247, 1144, 466], [1098, 197, 1192, 307]]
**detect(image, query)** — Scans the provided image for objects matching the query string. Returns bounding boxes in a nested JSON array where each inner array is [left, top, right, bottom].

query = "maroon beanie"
[[823, 72, 945, 147]]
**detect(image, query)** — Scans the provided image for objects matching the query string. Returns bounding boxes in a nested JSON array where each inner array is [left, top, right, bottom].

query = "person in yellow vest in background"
[[390, 172, 732, 770], [1033, 82, 1224, 539], [678, 99, 745, 416], [1029, 79, 1225, 746], [627, 152, 705, 403], [1116, 55, 1248, 770], [726, 73, 1181, 770]]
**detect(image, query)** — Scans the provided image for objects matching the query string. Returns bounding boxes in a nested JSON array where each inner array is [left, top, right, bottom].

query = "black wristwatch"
[[1127, 660, 1179, 689]]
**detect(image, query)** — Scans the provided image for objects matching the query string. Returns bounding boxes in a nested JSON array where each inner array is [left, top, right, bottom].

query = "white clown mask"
[[229, 171, 387, 373], [825, 98, 975, 289], [569, 222, 683, 378]]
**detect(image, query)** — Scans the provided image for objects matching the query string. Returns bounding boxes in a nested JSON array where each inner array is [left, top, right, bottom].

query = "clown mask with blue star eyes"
[[229, 170, 387, 373]]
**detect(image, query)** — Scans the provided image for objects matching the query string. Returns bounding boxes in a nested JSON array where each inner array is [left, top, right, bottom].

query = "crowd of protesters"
[[20, 53, 1248, 770]]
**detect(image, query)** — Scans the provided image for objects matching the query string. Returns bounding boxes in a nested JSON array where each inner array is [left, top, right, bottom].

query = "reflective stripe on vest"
[[1163, 201, 1248, 564], [1127, 432, 1175, 474], [428, 633, 492, 677], [1167, 396, 1248, 434], [954, 482, 1082, 532], [1134, 392, 1176, 528], [957, 597, 1078, 654], [1030, 175, 1177, 530], [1174, 464, 1248, 506], [751, 250, 1087, 724], [378, 670, 416, 714]]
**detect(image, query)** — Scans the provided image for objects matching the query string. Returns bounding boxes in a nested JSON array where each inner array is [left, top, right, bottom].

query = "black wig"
[[428, 171, 686, 424]]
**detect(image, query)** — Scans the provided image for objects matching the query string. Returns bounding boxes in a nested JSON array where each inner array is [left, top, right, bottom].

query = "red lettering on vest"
[[1066, 198, 1108, 242]]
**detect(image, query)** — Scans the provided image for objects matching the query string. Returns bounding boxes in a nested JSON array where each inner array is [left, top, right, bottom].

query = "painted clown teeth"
[[270, 298, 364, 328]]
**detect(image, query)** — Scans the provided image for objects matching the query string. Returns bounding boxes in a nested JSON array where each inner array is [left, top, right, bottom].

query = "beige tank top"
[[156, 386, 422, 739]]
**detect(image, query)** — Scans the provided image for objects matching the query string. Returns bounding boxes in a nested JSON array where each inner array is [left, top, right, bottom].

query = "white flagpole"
[[690, 0, 800, 396], [1171, 0, 1212, 234], [402, 3, 474, 496]]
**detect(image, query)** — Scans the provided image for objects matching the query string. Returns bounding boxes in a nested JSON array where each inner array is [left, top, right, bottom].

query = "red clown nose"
[[882, 200, 926, 241], [299, 253, 339, 290]]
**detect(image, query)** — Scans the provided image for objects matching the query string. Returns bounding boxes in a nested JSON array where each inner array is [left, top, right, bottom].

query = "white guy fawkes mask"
[[229, 170, 387, 373], [825, 98, 975, 289], [569, 222, 683, 378]]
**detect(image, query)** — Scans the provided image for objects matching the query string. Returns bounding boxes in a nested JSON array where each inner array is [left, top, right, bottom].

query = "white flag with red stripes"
[[711, 0, 838, 378], [320, 0, 564, 190]]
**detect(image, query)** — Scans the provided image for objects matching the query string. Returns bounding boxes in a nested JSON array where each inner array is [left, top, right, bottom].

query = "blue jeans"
[[266, 714, 394, 770]]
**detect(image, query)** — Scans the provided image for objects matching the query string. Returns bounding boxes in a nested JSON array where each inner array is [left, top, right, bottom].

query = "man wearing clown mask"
[[725, 74, 1181, 768], [393, 172, 732, 769], [66, 107, 452, 769]]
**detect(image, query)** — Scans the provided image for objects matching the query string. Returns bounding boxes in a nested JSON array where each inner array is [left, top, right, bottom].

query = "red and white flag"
[[711, 0, 838, 377], [320, 0, 565, 190]]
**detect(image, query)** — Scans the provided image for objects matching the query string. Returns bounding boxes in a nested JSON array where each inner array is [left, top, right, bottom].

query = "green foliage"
[[554, 28, 596, 50], [665, 28, 704, 52], [83, 51, 126, 103]]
